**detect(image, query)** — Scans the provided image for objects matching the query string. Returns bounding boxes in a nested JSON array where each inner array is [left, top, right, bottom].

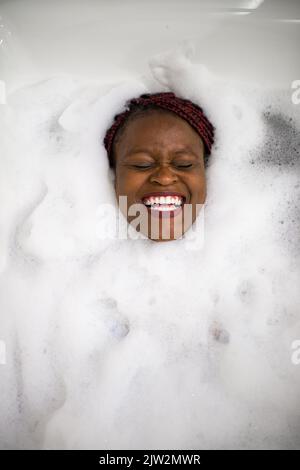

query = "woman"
[[104, 92, 214, 242]]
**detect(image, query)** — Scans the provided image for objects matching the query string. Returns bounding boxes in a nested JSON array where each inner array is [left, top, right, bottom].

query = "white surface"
[[0, 0, 300, 89]]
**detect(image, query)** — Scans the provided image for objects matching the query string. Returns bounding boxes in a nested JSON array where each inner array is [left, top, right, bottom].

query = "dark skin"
[[113, 109, 206, 242]]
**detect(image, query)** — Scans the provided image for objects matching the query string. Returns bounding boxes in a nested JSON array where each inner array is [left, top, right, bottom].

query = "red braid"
[[103, 92, 215, 167]]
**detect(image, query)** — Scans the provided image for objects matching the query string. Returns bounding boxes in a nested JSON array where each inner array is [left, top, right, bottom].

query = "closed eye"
[[128, 162, 194, 169], [131, 164, 154, 169], [175, 163, 193, 168]]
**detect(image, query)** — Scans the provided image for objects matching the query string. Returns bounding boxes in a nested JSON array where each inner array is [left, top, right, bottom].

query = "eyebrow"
[[124, 147, 201, 159]]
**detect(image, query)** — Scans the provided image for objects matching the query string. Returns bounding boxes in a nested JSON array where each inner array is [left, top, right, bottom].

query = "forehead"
[[114, 109, 204, 154]]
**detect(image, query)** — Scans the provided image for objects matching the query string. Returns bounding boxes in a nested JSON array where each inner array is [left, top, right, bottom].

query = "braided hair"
[[103, 92, 215, 168]]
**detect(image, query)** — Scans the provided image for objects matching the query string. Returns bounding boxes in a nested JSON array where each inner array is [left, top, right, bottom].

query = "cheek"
[[188, 172, 206, 202], [115, 169, 147, 200]]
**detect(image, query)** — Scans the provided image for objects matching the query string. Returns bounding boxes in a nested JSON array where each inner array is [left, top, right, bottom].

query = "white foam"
[[0, 43, 300, 449]]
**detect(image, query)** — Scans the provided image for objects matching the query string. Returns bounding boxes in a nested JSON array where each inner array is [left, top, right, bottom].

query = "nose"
[[149, 165, 178, 185]]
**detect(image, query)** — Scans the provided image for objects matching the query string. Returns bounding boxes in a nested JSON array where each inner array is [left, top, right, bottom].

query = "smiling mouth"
[[141, 193, 186, 212]]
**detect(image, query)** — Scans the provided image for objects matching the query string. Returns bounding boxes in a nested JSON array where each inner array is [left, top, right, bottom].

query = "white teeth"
[[143, 195, 184, 209]]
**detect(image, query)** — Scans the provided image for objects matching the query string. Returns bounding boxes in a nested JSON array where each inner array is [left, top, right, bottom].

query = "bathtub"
[[1, 0, 300, 92], [1, 0, 300, 452]]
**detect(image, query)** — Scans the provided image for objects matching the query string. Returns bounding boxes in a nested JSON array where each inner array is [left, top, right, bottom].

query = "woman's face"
[[113, 109, 206, 241]]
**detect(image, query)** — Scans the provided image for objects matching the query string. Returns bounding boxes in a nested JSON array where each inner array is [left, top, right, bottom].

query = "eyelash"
[[176, 164, 193, 168], [131, 163, 193, 170], [132, 164, 154, 169]]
